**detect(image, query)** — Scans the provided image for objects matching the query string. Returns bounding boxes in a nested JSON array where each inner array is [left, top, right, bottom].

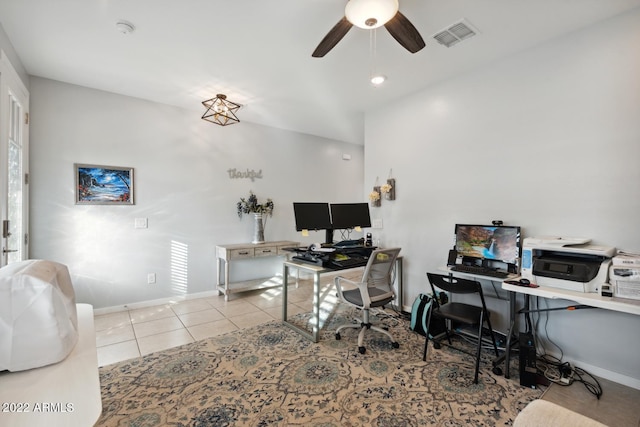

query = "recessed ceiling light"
[[370, 75, 386, 86], [115, 21, 135, 35]]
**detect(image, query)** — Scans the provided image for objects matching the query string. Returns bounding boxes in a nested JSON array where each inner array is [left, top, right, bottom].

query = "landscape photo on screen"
[[456, 225, 519, 263]]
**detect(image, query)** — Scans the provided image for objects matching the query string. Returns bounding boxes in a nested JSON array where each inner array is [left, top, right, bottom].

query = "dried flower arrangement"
[[237, 191, 274, 218]]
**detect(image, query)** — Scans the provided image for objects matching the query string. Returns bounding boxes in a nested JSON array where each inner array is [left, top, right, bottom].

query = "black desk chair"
[[334, 247, 401, 354], [423, 272, 500, 384]]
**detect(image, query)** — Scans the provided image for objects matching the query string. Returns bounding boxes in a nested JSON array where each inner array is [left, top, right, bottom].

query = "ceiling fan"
[[312, 0, 426, 58]]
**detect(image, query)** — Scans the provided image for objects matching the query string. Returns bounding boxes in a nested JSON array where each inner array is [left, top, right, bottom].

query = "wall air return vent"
[[432, 19, 479, 48]]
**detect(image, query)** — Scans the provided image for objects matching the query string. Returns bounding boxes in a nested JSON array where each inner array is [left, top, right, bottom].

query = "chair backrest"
[[428, 273, 491, 315], [426, 273, 481, 295], [426, 272, 493, 313], [362, 248, 401, 289]]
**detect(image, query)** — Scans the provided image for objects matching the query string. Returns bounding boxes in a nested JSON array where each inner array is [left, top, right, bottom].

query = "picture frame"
[[75, 163, 134, 205]]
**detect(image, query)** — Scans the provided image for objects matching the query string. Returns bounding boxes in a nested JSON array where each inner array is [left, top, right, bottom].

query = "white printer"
[[603, 252, 640, 300], [520, 236, 615, 293]]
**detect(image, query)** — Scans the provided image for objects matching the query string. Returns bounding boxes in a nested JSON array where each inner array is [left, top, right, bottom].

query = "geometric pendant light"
[[201, 94, 241, 126]]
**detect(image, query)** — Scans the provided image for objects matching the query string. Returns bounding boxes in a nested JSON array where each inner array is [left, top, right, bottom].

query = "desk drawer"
[[255, 246, 277, 257], [230, 248, 255, 259]]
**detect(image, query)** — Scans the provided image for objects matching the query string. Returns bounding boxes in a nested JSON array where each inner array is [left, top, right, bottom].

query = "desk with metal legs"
[[282, 260, 333, 342], [282, 257, 404, 343], [500, 282, 640, 379]]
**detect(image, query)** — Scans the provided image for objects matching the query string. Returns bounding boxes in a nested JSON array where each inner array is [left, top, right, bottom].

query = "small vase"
[[385, 178, 396, 200], [370, 186, 381, 207], [252, 213, 265, 244]]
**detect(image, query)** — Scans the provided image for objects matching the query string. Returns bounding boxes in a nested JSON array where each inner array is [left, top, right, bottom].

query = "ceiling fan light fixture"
[[345, 0, 399, 29], [201, 94, 241, 126]]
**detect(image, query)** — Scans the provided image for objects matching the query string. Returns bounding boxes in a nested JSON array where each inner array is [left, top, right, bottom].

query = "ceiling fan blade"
[[312, 17, 353, 58], [384, 11, 426, 54]]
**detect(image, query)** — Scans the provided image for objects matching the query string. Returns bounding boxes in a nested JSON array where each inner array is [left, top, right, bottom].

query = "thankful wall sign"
[[227, 168, 263, 182]]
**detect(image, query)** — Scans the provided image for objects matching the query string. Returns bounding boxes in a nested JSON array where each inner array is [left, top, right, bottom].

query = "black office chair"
[[334, 247, 401, 354], [423, 272, 500, 384]]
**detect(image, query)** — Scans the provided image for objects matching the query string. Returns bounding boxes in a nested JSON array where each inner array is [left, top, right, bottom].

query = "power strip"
[[559, 364, 573, 384]]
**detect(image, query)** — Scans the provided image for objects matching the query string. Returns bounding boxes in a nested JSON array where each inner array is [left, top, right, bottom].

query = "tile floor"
[[94, 276, 348, 367]]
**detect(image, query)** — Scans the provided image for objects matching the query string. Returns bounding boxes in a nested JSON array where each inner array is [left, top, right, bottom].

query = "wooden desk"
[[500, 283, 640, 379], [0, 304, 102, 426], [216, 240, 298, 300]]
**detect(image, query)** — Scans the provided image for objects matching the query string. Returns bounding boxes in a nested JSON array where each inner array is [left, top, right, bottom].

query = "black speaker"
[[519, 332, 537, 388], [447, 250, 458, 266]]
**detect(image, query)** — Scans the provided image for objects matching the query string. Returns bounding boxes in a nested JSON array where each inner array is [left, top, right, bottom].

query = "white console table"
[[216, 240, 299, 300], [0, 303, 102, 426]]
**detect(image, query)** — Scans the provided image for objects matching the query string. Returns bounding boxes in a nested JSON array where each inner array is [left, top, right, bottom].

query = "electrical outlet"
[[372, 219, 383, 229], [135, 218, 148, 229], [147, 273, 156, 284]]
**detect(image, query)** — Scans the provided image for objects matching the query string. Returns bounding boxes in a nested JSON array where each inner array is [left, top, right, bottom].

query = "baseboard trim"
[[92, 290, 221, 316]]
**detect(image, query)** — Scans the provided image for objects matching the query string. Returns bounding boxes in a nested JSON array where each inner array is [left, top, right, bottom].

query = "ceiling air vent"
[[432, 19, 479, 48]]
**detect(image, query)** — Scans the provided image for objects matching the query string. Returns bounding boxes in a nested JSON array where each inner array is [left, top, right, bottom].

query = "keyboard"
[[333, 239, 364, 248], [450, 264, 509, 279], [283, 247, 309, 253], [292, 254, 326, 266], [330, 257, 368, 268]]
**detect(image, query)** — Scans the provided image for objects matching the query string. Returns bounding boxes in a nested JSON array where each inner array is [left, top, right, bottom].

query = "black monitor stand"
[[325, 229, 334, 246]]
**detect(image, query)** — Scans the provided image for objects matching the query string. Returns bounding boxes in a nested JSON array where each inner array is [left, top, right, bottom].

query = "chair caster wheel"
[[392, 342, 400, 349], [492, 366, 503, 376], [335, 333, 341, 340], [433, 342, 441, 349], [358, 346, 366, 354]]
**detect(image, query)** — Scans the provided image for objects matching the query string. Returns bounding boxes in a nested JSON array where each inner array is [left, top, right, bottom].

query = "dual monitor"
[[293, 202, 371, 244]]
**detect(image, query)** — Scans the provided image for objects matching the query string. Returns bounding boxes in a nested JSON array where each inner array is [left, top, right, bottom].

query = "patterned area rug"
[[97, 307, 543, 426]]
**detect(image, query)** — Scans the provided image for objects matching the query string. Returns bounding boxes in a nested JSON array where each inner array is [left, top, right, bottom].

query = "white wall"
[[0, 23, 28, 88], [28, 77, 365, 309], [365, 9, 640, 387]]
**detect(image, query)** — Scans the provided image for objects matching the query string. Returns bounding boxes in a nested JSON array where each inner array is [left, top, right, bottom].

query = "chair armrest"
[[335, 276, 363, 301], [367, 286, 395, 304]]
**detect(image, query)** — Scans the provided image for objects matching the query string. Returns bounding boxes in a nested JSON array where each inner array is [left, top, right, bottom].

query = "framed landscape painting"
[[75, 164, 134, 205]]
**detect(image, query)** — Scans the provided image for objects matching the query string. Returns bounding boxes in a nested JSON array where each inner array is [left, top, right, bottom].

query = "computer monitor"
[[293, 202, 332, 231], [329, 203, 372, 229], [454, 224, 521, 266]]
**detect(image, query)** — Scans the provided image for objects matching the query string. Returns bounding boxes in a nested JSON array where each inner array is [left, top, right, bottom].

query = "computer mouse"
[[519, 278, 530, 285]]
